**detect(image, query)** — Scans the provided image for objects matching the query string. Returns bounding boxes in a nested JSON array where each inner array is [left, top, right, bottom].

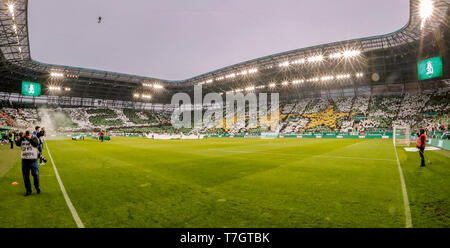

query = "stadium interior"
[[0, 0, 449, 229], [0, 0, 448, 137]]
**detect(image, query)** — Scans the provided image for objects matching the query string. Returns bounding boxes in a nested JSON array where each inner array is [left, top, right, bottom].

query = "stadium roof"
[[0, 0, 449, 102]]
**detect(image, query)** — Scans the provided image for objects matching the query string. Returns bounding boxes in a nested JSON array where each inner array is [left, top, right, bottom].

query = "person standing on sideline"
[[36, 127, 48, 165], [8, 130, 14, 149], [15, 130, 41, 196], [416, 129, 427, 167]]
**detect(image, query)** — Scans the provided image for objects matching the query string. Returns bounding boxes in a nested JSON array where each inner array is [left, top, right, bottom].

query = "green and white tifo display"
[[417, 56, 443, 81], [21, 81, 41, 97]]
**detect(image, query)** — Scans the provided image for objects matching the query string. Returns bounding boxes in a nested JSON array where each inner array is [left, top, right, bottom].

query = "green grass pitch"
[[0, 137, 449, 227]]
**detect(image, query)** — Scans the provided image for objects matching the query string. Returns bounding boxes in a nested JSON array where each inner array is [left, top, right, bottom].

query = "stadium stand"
[[1, 90, 448, 135]]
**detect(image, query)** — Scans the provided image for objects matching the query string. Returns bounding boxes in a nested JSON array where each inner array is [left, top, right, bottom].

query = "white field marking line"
[[393, 142, 413, 228], [208, 149, 396, 161], [45, 143, 85, 228]]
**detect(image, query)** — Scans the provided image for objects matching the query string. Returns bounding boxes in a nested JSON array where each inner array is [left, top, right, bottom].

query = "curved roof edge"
[[4, 0, 449, 85]]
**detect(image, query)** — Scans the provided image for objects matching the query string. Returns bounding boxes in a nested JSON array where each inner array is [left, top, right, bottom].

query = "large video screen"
[[417, 56, 443, 81], [21, 81, 42, 96]]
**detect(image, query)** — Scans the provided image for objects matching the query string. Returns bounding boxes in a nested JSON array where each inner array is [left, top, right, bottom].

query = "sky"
[[28, 0, 410, 81]]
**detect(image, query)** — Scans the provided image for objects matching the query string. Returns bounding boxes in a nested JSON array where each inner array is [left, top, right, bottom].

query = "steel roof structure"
[[0, 0, 449, 103]]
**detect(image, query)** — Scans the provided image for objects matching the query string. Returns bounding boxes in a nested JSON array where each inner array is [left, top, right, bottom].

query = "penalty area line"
[[393, 142, 413, 228], [45, 143, 85, 228]]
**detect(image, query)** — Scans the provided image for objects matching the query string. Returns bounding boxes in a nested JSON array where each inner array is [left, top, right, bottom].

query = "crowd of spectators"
[[0, 91, 448, 135]]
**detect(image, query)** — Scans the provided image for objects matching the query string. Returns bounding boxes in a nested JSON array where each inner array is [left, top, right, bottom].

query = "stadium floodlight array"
[[343, 50, 361, 58], [420, 0, 433, 19], [143, 83, 164, 89], [50, 72, 64, 78], [199, 67, 258, 85], [209, 50, 361, 88], [420, 0, 434, 29], [306, 77, 320, 83], [8, 3, 14, 16], [279, 61, 290, 67], [291, 59, 306, 65], [336, 74, 351, 79], [307, 55, 324, 63], [133, 93, 152, 99], [245, 86, 255, 92], [225, 71, 364, 93], [49, 86, 62, 91], [281, 50, 361, 68], [292, 79, 305, 85], [6, 2, 24, 60], [225, 73, 236, 79]]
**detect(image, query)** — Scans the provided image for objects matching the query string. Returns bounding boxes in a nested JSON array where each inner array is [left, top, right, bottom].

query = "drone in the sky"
[[98, 16, 102, 23]]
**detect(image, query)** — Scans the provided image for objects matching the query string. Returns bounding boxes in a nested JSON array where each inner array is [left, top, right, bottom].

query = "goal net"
[[393, 125, 411, 146]]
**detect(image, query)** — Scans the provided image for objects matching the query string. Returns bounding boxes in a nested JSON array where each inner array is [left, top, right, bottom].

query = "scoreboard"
[[21, 81, 41, 96], [417, 56, 443, 81]]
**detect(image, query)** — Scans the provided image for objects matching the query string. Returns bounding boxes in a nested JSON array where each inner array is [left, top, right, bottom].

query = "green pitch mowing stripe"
[[393, 142, 412, 228], [46, 143, 85, 228], [398, 147, 450, 228], [0, 145, 19, 178], [0, 143, 77, 227], [43, 138, 406, 227], [1, 138, 448, 228]]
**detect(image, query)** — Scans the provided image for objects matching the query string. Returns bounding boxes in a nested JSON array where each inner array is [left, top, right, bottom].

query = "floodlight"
[[226, 73, 236, 79], [50, 72, 64, 78], [343, 50, 361, 58], [330, 53, 342, 59], [420, 0, 433, 19], [49, 86, 61, 91], [279, 61, 290, 67], [292, 59, 305, 64], [307, 55, 323, 62], [8, 4, 14, 15]]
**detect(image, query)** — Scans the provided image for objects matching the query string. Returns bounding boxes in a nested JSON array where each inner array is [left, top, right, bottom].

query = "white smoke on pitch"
[[37, 108, 70, 135]]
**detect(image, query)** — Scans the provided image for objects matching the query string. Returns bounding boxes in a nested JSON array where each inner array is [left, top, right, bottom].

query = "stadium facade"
[[0, 0, 449, 108]]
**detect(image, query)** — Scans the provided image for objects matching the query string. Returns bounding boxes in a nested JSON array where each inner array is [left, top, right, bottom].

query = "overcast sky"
[[28, 0, 409, 81]]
